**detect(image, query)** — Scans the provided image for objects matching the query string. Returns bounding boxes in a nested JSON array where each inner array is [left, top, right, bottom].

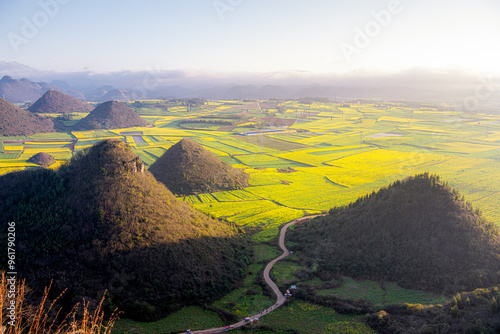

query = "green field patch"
[[143, 147, 167, 158], [149, 135, 169, 143], [0, 159, 38, 170], [251, 227, 281, 243], [28, 132, 76, 140], [234, 205, 302, 227], [271, 260, 306, 286], [228, 189, 263, 201], [181, 122, 223, 130], [23, 141, 74, 149], [432, 141, 500, 154], [20, 150, 72, 160], [112, 306, 224, 334], [0, 167, 26, 175], [306, 145, 370, 156], [254, 244, 281, 263], [235, 154, 310, 168], [72, 130, 120, 138], [384, 282, 447, 305], [474, 192, 500, 224], [0, 152, 20, 159], [197, 193, 218, 203], [194, 200, 303, 241], [245, 170, 345, 210], [377, 116, 422, 124], [244, 263, 265, 286], [212, 286, 273, 318], [277, 145, 375, 166], [247, 169, 285, 186], [61, 120, 79, 126], [301, 277, 325, 288], [74, 138, 122, 150], [267, 133, 315, 141], [258, 301, 375, 334], [195, 200, 278, 220], [132, 149, 157, 166], [210, 191, 245, 202], [317, 277, 385, 304], [236, 135, 308, 151], [196, 139, 254, 155], [241, 207, 304, 231], [2, 142, 24, 149], [183, 195, 202, 204]]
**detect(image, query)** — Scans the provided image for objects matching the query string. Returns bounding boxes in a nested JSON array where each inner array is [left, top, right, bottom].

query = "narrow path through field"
[[181, 217, 309, 334]]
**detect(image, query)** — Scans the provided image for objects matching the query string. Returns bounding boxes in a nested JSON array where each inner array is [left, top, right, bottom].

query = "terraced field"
[[1, 100, 500, 228]]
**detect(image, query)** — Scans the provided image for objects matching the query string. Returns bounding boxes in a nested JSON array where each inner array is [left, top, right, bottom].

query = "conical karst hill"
[[27, 152, 56, 167], [288, 173, 500, 293], [0, 97, 55, 136], [74, 100, 148, 130], [28, 89, 93, 114], [0, 139, 251, 321], [149, 138, 249, 195]]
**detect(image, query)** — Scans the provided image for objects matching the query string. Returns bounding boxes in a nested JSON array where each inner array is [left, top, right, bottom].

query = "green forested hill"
[[0, 97, 55, 136], [365, 287, 500, 333], [28, 89, 93, 114], [0, 139, 252, 321], [289, 173, 500, 293], [74, 100, 148, 130], [149, 138, 249, 195]]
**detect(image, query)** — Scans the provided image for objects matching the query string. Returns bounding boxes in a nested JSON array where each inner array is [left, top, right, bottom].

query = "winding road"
[[183, 217, 309, 334]]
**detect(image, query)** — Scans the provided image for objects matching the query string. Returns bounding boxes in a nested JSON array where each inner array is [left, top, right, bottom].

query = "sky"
[[0, 0, 499, 78]]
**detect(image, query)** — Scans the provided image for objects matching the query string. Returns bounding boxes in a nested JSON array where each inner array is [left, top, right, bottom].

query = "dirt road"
[[185, 219, 302, 333]]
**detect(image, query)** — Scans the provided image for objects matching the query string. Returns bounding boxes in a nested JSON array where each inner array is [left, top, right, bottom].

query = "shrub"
[[0, 272, 118, 334]]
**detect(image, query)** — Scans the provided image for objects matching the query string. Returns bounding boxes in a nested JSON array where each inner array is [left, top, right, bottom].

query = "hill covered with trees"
[[0, 97, 55, 136], [28, 89, 93, 114], [27, 152, 56, 167], [288, 173, 500, 294], [365, 287, 500, 333], [149, 138, 249, 195], [74, 100, 148, 130], [0, 139, 252, 321]]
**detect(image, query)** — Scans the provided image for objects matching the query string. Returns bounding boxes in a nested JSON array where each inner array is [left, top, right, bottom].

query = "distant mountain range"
[[0, 75, 415, 103], [0, 75, 351, 102], [1, 61, 499, 107], [0, 75, 84, 103], [0, 75, 145, 103]]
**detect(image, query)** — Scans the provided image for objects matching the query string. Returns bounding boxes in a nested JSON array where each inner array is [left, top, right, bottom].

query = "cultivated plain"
[[1, 99, 500, 332]]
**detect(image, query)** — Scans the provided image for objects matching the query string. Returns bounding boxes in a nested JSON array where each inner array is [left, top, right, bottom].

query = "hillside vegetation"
[[28, 89, 93, 114], [149, 138, 249, 195], [0, 97, 55, 136], [365, 287, 500, 333], [0, 139, 252, 321], [27, 152, 56, 167], [74, 100, 148, 130], [288, 173, 500, 294]]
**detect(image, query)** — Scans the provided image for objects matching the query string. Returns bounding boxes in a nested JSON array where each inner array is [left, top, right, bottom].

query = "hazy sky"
[[1, 0, 499, 76]]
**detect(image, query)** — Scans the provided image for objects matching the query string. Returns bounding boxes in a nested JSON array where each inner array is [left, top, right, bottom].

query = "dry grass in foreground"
[[0, 272, 119, 333]]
